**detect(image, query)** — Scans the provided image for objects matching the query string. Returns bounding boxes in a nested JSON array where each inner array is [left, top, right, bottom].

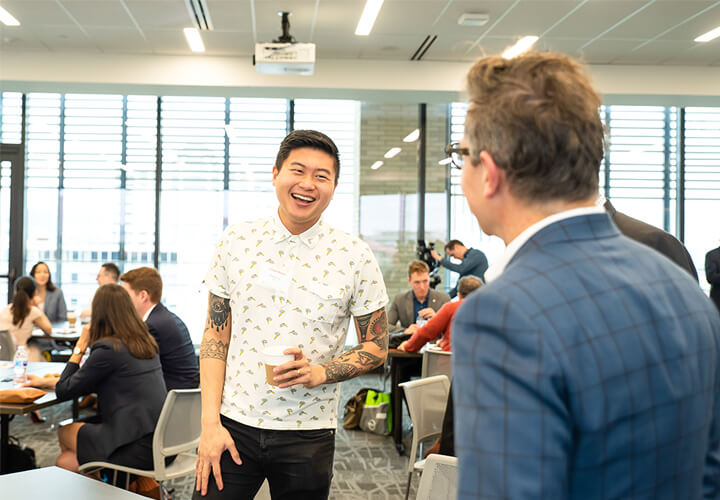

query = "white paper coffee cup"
[[262, 345, 295, 386]]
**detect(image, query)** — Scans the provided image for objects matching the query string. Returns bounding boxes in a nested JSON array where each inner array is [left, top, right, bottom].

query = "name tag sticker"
[[259, 265, 291, 295]]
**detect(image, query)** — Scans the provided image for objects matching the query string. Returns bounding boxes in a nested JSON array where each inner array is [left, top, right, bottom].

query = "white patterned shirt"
[[203, 213, 388, 430]]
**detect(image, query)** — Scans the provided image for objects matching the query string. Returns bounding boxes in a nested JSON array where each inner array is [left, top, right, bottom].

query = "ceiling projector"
[[254, 12, 315, 75]]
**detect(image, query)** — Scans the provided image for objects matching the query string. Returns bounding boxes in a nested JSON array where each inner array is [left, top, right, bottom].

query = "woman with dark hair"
[[0, 276, 52, 360], [24, 284, 167, 473], [30, 261, 67, 322]]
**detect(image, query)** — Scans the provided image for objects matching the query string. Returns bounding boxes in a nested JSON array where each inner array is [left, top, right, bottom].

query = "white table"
[[0, 466, 146, 498]]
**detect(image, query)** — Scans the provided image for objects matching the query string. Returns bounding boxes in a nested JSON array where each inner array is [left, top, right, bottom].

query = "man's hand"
[[195, 423, 242, 496], [273, 347, 325, 389], [417, 307, 436, 320], [397, 340, 408, 352], [430, 250, 442, 261], [404, 324, 419, 335]]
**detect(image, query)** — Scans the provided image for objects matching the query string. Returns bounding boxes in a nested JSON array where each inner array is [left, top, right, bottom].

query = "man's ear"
[[272, 166, 279, 186], [479, 150, 503, 198], [139, 289, 151, 304]]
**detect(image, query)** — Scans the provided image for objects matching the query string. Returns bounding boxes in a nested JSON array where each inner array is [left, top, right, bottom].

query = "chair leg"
[[405, 471, 413, 500]]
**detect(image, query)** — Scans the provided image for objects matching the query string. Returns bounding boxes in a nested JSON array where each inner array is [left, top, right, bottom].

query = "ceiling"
[[1, 0, 719, 66]]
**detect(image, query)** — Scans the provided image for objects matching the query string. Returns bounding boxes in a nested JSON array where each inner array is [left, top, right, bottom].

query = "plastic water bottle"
[[13, 345, 28, 386]]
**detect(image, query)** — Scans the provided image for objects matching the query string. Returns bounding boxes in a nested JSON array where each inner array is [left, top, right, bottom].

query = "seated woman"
[[24, 284, 167, 473], [0, 276, 53, 361], [30, 261, 67, 322]]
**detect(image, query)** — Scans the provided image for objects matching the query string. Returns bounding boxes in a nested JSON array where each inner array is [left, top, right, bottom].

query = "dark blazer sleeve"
[[55, 342, 115, 401], [387, 294, 403, 333], [706, 248, 720, 286], [606, 201, 698, 281]]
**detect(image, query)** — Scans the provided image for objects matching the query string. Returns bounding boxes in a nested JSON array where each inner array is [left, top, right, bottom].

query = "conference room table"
[[0, 361, 69, 474], [32, 321, 83, 342], [387, 349, 422, 455], [0, 466, 145, 498]]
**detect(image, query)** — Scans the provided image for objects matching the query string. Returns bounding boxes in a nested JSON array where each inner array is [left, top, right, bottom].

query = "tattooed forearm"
[[199, 338, 229, 361], [357, 309, 388, 351], [320, 308, 388, 384], [207, 293, 230, 332], [322, 362, 360, 383]]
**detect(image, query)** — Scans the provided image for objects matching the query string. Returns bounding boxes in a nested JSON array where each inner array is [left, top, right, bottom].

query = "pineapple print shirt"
[[203, 213, 388, 430]]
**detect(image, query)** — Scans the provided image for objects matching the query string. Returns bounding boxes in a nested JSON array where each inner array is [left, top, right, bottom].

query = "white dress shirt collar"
[[483, 205, 606, 284]]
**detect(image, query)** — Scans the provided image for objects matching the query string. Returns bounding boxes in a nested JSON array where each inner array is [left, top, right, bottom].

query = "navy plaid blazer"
[[453, 213, 720, 499]]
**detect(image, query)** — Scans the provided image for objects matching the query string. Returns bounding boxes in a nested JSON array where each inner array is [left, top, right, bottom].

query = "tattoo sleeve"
[[321, 308, 388, 384], [199, 292, 231, 362]]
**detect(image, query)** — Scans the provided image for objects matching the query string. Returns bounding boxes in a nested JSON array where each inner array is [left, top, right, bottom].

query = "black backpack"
[[7, 436, 37, 472]]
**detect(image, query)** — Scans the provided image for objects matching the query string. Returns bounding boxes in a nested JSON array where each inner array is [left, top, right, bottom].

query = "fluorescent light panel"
[[384, 147, 402, 159], [502, 35, 539, 59], [403, 129, 419, 142], [370, 161, 384, 170], [184, 27, 205, 53], [695, 26, 720, 42], [355, 0, 384, 36], [0, 6, 20, 26]]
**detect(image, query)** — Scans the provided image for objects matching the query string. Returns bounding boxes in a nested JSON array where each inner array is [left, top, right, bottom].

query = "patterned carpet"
[[8, 372, 421, 499]]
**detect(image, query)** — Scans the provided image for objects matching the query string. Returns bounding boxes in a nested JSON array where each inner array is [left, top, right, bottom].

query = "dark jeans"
[[192, 415, 335, 500]]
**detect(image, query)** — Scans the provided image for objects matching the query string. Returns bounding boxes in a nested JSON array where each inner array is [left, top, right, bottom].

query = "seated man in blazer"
[[120, 267, 199, 390], [387, 260, 450, 335]]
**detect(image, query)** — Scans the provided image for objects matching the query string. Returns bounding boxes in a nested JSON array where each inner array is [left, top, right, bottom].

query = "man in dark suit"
[[120, 267, 199, 390], [451, 51, 720, 499], [603, 198, 698, 280], [387, 260, 450, 334], [707, 244, 720, 312]]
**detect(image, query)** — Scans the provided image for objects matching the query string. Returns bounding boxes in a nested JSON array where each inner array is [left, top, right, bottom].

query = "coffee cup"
[[67, 312, 77, 329], [262, 345, 295, 387]]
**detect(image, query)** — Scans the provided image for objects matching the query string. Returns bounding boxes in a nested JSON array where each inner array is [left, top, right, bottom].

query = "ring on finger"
[[297, 368, 301, 377]]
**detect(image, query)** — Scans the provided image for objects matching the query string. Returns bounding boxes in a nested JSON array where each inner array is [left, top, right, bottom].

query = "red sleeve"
[[405, 302, 455, 352]]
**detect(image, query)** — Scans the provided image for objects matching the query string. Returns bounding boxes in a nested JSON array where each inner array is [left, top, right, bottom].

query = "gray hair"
[[457, 275, 483, 298]]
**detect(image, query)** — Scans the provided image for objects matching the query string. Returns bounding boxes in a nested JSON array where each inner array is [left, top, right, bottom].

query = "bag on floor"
[[358, 389, 392, 436], [343, 388, 370, 429], [7, 436, 37, 472]]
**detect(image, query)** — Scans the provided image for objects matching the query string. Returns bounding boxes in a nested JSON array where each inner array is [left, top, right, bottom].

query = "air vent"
[[410, 35, 437, 61], [185, 0, 213, 30]]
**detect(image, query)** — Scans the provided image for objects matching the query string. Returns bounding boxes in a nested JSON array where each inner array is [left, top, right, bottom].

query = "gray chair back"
[[0, 330, 15, 361]]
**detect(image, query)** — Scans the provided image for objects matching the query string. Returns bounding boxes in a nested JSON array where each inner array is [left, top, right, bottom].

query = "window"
[[294, 99, 360, 234], [684, 107, 720, 293], [0, 92, 23, 144]]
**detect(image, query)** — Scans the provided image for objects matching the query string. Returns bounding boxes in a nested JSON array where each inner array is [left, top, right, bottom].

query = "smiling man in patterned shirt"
[[194, 130, 389, 500]]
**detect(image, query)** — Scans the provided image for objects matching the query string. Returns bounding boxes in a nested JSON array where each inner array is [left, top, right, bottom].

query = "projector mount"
[[274, 12, 296, 44]]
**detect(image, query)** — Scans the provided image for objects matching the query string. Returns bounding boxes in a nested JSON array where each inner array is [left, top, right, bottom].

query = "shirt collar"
[[143, 303, 157, 322], [484, 205, 605, 283], [270, 211, 325, 248]]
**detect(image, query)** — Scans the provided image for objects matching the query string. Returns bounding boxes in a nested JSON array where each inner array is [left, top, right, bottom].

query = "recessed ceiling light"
[[695, 26, 720, 43], [370, 161, 384, 170], [384, 147, 402, 159], [438, 158, 452, 165], [184, 27, 205, 53], [403, 129, 419, 142], [355, 0, 384, 36], [0, 6, 20, 26], [502, 35, 539, 59]]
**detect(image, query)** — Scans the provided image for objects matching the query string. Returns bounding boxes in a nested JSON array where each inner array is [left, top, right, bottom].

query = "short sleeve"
[[203, 228, 232, 299], [349, 242, 389, 317]]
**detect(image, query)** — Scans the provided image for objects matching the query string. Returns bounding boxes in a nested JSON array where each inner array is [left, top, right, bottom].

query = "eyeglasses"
[[444, 142, 470, 170]]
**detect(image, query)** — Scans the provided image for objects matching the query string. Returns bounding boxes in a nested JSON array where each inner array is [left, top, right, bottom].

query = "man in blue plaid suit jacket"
[[451, 51, 720, 499]]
